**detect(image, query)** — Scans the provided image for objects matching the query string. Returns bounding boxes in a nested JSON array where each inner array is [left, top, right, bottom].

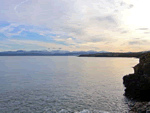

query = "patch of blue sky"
[[54, 40, 68, 46], [9, 25, 25, 33], [23, 25, 51, 33], [71, 37, 76, 40], [49, 34, 56, 36], [0, 33, 7, 40], [4, 44, 24, 50], [23, 45, 47, 50], [33, 25, 50, 31], [20, 25, 35, 30], [0, 21, 10, 28], [10, 44, 47, 50], [10, 31, 68, 46], [0, 42, 46, 51], [0, 45, 10, 49], [17, 31, 49, 41]]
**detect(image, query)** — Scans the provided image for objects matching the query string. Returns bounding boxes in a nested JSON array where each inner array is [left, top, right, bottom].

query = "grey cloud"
[[92, 47, 99, 49], [112, 28, 129, 34], [95, 16, 116, 24], [120, 2, 126, 6], [91, 15, 118, 29], [91, 37, 105, 42], [121, 31, 128, 34], [128, 40, 150, 45], [134, 38, 141, 40], [128, 4, 134, 9], [88, 36, 116, 44], [136, 28, 149, 30], [83, 35, 110, 43], [114, 10, 118, 12], [144, 32, 150, 34], [129, 41, 139, 45], [105, 42, 110, 44], [64, 27, 84, 36], [54, 24, 85, 37]]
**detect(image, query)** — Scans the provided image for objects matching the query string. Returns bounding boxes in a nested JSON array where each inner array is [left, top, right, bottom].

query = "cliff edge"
[[123, 52, 150, 112], [123, 52, 150, 101]]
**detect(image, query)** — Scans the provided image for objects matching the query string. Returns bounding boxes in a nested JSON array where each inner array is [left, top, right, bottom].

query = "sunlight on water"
[[0, 56, 139, 112]]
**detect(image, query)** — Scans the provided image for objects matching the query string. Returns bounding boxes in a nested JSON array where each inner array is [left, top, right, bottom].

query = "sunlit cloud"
[[0, 0, 150, 52]]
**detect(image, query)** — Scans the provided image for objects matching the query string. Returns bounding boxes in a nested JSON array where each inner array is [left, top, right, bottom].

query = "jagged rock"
[[133, 53, 150, 76], [128, 102, 150, 113], [123, 52, 150, 101], [123, 74, 150, 100]]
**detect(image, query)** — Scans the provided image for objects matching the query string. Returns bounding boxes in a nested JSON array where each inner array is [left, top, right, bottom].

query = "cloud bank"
[[0, 0, 150, 52]]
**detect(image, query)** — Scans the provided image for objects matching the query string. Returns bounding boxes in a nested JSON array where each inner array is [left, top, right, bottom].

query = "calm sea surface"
[[0, 56, 139, 113]]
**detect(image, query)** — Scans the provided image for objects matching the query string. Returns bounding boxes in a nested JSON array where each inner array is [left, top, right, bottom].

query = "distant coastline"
[[0, 50, 107, 56], [78, 52, 147, 58], [1, 50, 149, 57]]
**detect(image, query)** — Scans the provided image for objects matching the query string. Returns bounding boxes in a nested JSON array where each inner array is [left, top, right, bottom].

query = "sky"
[[0, 0, 150, 52]]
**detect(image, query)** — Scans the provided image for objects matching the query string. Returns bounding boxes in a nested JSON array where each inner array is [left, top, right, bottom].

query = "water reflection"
[[0, 56, 139, 112]]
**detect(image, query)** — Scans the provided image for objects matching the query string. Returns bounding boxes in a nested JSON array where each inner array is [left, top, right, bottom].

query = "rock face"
[[129, 102, 150, 113], [123, 52, 150, 101], [133, 53, 150, 76]]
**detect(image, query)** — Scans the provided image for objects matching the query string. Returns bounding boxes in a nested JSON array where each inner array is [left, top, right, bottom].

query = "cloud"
[[54, 37, 76, 45], [0, 23, 25, 37], [121, 31, 129, 34], [144, 32, 150, 34], [128, 4, 134, 9], [136, 28, 149, 30], [14, 0, 29, 14], [128, 40, 150, 45], [8, 39, 72, 50], [120, 2, 126, 6], [93, 15, 117, 24], [0, 23, 19, 32], [1, 0, 150, 52], [0, 43, 11, 48]]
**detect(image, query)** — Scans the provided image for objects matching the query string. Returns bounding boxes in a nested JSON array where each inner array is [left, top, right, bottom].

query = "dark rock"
[[129, 102, 148, 113], [133, 53, 150, 76], [123, 52, 150, 101], [123, 74, 150, 101], [146, 110, 150, 113], [123, 52, 150, 112]]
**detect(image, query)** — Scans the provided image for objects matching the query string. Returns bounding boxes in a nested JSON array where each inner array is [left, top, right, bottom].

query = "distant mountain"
[[0, 50, 109, 56]]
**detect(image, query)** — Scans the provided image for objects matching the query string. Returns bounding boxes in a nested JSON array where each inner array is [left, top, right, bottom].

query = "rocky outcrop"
[[123, 52, 150, 112], [123, 52, 150, 101], [129, 102, 150, 113], [133, 53, 150, 76]]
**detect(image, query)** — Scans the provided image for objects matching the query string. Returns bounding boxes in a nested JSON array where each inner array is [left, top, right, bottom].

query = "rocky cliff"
[[123, 52, 150, 101], [123, 52, 150, 112]]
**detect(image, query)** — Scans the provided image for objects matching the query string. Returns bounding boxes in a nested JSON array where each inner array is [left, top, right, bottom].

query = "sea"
[[0, 56, 139, 113]]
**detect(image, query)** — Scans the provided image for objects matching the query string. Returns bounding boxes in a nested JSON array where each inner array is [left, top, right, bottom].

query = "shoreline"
[[123, 52, 150, 112], [79, 52, 145, 58]]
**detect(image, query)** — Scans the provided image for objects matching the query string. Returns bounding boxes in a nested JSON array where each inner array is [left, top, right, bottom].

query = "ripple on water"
[[0, 57, 138, 113]]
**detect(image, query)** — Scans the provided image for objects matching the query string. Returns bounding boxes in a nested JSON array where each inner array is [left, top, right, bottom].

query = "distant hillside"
[[79, 51, 150, 58], [0, 50, 108, 56]]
